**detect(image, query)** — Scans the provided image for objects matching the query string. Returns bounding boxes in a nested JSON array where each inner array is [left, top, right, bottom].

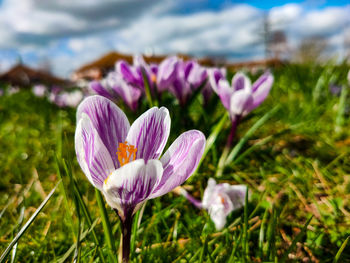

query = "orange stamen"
[[151, 74, 157, 83], [116, 141, 137, 167]]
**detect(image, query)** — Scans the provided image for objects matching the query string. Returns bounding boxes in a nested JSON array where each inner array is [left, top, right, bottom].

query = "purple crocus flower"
[[89, 80, 117, 101], [75, 95, 205, 261], [116, 58, 144, 88], [178, 178, 247, 230], [216, 71, 274, 122], [32, 84, 46, 97], [203, 67, 227, 103], [215, 72, 273, 176], [157, 57, 208, 105], [116, 55, 157, 92], [157, 56, 179, 92], [107, 72, 142, 111]]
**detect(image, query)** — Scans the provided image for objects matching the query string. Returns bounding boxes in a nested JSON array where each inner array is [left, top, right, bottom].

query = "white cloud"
[[0, 1, 349, 77], [269, 4, 303, 30], [295, 6, 350, 36]]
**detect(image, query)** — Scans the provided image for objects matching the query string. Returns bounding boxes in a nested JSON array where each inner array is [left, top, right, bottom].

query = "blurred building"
[[0, 64, 69, 87]]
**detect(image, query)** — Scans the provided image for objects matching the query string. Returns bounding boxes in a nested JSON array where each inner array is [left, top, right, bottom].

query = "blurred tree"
[[294, 36, 329, 63], [344, 27, 350, 61], [268, 30, 289, 60]]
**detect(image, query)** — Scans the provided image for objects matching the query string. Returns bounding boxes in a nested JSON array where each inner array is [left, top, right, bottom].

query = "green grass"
[[0, 63, 350, 262]]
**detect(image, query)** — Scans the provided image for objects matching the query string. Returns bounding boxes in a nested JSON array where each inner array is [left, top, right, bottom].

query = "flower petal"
[[126, 107, 170, 162], [103, 159, 163, 218], [77, 95, 130, 168], [247, 72, 274, 112], [116, 60, 140, 86], [208, 67, 226, 93], [90, 81, 114, 100], [107, 73, 142, 111], [187, 62, 207, 89], [223, 184, 247, 210], [157, 56, 179, 92], [150, 130, 206, 198], [217, 79, 233, 110], [232, 72, 251, 91], [229, 89, 253, 117], [207, 192, 233, 230], [75, 114, 115, 190]]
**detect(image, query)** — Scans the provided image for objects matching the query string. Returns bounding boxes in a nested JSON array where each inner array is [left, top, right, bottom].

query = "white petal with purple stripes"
[[77, 96, 130, 168], [150, 130, 206, 198], [75, 114, 115, 190], [126, 107, 170, 162], [103, 159, 163, 218]]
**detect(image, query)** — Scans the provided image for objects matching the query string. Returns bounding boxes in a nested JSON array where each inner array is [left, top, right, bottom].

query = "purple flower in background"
[[178, 178, 247, 230], [116, 58, 144, 88], [0, 88, 3, 96], [216, 71, 274, 122], [157, 57, 208, 105], [8, 86, 19, 95], [90, 80, 117, 101], [329, 83, 342, 96], [157, 56, 179, 92], [75, 95, 205, 261], [32, 84, 46, 97], [61, 90, 84, 108], [107, 72, 142, 111], [204, 67, 227, 103], [215, 72, 273, 176], [116, 55, 157, 92]]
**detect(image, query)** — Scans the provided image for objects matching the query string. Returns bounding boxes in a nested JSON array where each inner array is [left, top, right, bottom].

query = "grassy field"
[[0, 63, 349, 262]]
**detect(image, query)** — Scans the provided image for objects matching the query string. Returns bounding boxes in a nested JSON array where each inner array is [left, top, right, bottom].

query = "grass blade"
[[195, 113, 228, 173], [333, 236, 349, 263], [225, 105, 280, 166], [280, 215, 313, 262], [242, 187, 249, 262], [335, 85, 348, 133], [0, 182, 59, 263], [56, 218, 99, 263], [95, 189, 117, 263]]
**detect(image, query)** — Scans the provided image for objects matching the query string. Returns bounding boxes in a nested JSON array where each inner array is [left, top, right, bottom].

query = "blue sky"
[[0, 0, 349, 77]]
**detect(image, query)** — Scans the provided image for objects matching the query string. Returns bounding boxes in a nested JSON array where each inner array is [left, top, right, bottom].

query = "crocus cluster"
[[75, 95, 206, 261], [46, 86, 84, 108], [89, 55, 226, 109], [90, 55, 156, 111], [178, 178, 247, 230], [158, 56, 226, 105]]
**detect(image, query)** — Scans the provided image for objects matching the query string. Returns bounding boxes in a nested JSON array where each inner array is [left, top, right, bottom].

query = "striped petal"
[[103, 159, 162, 218], [247, 72, 274, 112], [150, 130, 206, 198], [77, 95, 130, 168], [75, 114, 115, 190], [108, 73, 142, 111], [126, 107, 170, 162], [232, 72, 251, 92], [229, 89, 253, 117]]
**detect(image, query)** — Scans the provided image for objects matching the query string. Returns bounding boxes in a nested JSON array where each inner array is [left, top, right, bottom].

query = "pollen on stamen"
[[151, 74, 157, 83], [116, 141, 137, 166]]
